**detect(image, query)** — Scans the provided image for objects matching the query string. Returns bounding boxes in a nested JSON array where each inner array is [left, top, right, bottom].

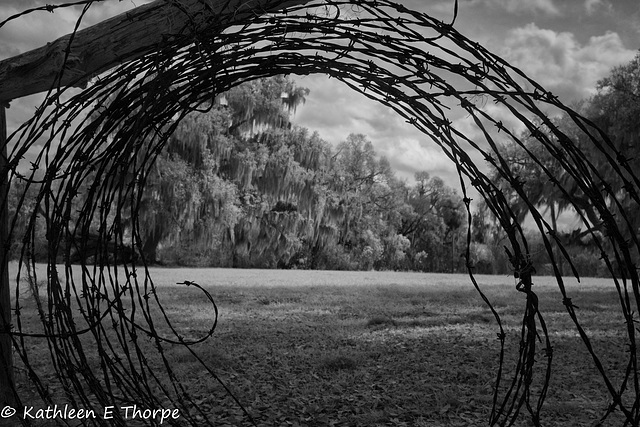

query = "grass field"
[[9, 266, 633, 426]]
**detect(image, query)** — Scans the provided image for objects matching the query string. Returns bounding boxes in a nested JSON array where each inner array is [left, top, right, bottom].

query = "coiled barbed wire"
[[0, 0, 638, 425]]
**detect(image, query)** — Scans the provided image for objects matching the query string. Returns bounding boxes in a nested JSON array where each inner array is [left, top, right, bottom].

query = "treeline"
[[126, 76, 472, 271], [485, 52, 640, 278], [10, 51, 639, 276], [8, 75, 473, 271]]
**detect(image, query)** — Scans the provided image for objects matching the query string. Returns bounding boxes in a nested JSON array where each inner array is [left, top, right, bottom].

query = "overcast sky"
[[0, 0, 638, 191], [292, 0, 639, 186]]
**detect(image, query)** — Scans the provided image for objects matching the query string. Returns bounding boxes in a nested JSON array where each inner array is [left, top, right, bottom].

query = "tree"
[[229, 127, 332, 267], [227, 76, 310, 135], [138, 76, 309, 264], [578, 52, 640, 235], [327, 134, 409, 269], [484, 53, 640, 277], [7, 176, 48, 261], [399, 171, 465, 272], [490, 122, 570, 273], [469, 202, 503, 274]]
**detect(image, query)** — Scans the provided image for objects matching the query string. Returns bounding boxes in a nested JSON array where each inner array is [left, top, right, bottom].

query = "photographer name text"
[[1, 404, 180, 424]]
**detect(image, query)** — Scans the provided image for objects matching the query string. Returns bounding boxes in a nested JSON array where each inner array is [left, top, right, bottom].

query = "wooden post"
[[0, 0, 311, 103], [0, 106, 13, 406]]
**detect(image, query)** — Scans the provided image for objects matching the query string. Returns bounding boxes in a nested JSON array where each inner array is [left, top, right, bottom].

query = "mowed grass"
[[10, 266, 633, 426]]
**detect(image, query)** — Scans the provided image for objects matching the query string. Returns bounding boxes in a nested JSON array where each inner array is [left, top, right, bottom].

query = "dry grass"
[[8, 264, 631, 426]]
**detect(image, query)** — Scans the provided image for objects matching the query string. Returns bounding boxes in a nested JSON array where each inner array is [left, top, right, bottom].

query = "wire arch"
[[3, 0, 639, 425]]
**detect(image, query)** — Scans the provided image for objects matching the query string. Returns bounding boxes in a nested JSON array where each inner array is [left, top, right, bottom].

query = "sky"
[[0, 0, 638, 195], [291, 0, 639, 186]]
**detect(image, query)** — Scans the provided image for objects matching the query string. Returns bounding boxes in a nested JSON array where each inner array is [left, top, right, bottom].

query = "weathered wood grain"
[[0, 0, 310, 102]]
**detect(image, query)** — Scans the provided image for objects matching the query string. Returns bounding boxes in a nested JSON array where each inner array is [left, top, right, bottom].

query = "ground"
[[8, 266, 633, 426]]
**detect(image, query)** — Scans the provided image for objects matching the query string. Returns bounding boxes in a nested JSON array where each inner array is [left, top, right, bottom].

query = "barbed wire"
[[1, 0, 639, 425]]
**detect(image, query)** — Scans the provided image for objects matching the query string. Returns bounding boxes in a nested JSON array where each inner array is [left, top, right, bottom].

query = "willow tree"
[[227, 75, 310, 135], [137, 105, 240, 263], [230, 126, 337, 267], [134, 76, 311, 264]]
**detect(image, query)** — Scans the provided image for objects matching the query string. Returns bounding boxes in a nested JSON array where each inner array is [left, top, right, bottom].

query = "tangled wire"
[[1, 0, 639, 425]]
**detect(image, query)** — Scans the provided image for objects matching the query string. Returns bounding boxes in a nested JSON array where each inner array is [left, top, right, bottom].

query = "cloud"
[[405, 0, 459, 18], [380, 138, 456, 179], [499, 23, 637, 102], [292, 74, 466, 185], [0, 0, 153, 60], [584, 0, 611, 15], [1, 0, 632, 196], [0, 6, 78, 60], [0, 0, 154, 132], [468, 0, 561, 16], [293, 75, 375, 144], [1, 0, 44, 8]]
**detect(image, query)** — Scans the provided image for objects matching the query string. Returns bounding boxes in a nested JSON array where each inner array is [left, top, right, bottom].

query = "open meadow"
[[10, 266, 630, 426]]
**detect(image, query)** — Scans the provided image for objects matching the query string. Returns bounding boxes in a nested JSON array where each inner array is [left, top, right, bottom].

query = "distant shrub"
[[312, 243, 356, 270], [468, 243, 495, 274], [567, 249, 607, 278], [377, 233, 410, 270]]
